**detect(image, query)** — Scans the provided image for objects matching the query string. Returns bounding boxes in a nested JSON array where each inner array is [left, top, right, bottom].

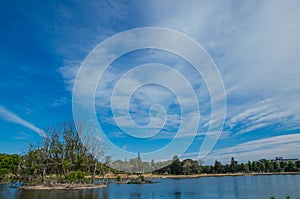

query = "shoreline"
[[19, 183, 107, 190], [148, 172, 300, 178], [2, 172, 299, 190], [101, 172, 300, 179]]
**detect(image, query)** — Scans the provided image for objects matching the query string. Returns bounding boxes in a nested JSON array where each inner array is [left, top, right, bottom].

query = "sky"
[[0, 0, 300, 164]]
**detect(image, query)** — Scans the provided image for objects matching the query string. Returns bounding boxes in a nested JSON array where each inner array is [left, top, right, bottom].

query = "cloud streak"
[[146, 1, 300, 135], [0, 106, 44, 137], [58, 1, 300, 160], [203, 133, 300, 164]]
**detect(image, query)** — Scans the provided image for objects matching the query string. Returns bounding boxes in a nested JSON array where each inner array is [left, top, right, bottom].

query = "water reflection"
[[17, 188, 110, 199], [0, 175, 300, 199]]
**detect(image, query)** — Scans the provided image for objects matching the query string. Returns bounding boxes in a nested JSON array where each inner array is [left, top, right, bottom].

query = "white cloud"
[[227, 99, 271, 127], [59, 1, 300, 159], [202, 133, 300, 164], [0, 106, 45, 137], [146, 1, 300, 134], [59, 60, 80, 91]]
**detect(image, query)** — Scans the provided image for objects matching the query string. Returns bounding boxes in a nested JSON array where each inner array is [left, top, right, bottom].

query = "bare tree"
[[17, 122, 108, 185]]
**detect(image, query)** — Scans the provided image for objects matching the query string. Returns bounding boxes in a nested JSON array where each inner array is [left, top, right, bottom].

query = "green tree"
[[259, 161, 265, 172], [182, 159, 199, 174], [0, 154, 21, 182], [182, 159, 193, 174], [240, 163, 249, 173], [252, 161, 259, 172], [169, 155, 182, 175], [295, 161, 300, 171], [280, 161, 288, 171], [285, 161, 296, 172], [273, 161, 280, 172], [230, 157, 238, 173], [214, 160, 223, 174], [248, 161, 252, 172], [264, 160, 271, 172]]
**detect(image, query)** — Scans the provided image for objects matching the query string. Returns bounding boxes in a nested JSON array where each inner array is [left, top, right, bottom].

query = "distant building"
[[275, 157, 283, 161], [271, 157, 299, 163]]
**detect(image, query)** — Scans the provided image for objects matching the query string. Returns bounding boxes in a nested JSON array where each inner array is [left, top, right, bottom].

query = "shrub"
[[116, 175, 121, 182], [66, 171, 86, 183]]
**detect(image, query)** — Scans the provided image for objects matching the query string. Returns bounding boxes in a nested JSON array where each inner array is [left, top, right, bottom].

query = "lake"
[[1, 175, 300, 199]]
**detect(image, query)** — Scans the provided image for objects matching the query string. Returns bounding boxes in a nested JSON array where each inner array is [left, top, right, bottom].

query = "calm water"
[[1, 175, 300, 199]]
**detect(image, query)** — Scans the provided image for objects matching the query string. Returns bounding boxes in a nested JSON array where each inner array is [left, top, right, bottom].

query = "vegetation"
[[0, 123, 108, 185], [154, 157, 300, 175], [111, 154, 300, 175], [0, 123, 300, 186], [1, 151, 300, 184], [270, 196, 298, 199], [0, 154, 21, 182]]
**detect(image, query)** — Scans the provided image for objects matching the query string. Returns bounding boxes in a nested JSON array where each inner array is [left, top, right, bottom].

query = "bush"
[[66, 171, 86, 183]]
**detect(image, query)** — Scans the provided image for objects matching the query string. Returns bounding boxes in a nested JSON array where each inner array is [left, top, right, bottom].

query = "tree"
[[273, 161, 280, 172], [169, 155, 182, 175], [252, 161, 259, 172], [265, 160, 274, 172], [214, 160, 223, 174], [280, 161, 288, 171], [285, 161, 296, 172], [224, 164, 230, 173], [230, 157, 238, 173], [240, 163, 249, 173], [80, 127, 106, 183], [182, 159, 199, 174], [17, 122, 107, 185], [259, 161, 265, 172], [0, 154, 21, 182], [295, 161, 300, 171], [247, 161, 252, 172]]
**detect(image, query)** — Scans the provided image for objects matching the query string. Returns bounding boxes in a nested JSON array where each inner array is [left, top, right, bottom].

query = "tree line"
[[154, 157, 300, 175], [1, 123, 300, 184]]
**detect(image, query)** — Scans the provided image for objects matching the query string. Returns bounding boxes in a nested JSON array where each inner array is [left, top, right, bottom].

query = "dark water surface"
[[1, 175, 300, 199]]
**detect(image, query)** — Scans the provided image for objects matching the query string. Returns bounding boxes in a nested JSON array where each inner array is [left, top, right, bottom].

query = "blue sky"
[[1, 0, 300, 164]]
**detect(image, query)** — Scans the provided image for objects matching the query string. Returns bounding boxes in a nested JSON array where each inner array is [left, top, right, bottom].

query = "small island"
[[19, 183, 106, 190]]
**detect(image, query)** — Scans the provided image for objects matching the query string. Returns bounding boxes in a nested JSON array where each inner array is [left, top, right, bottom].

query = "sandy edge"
[[100, 172, 300, 179], [12, 172, 300, 190], [19, 184, 107, 190]]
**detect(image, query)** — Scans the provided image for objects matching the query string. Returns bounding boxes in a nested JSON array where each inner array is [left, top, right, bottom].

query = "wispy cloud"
[[202, 133, 300, 164], [57, 1, 300, 161], [13, 131, 32, 141], [147, 1, 300, 135], [0, 106, 44, 137]]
